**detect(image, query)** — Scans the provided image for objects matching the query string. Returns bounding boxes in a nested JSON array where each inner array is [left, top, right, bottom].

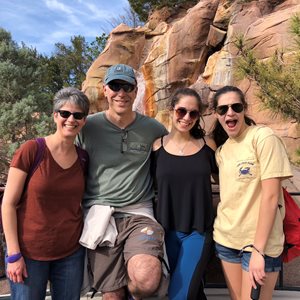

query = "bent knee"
[[128, 254, 162, 291]]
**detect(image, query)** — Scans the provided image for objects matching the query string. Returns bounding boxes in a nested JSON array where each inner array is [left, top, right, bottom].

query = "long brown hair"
[[170, 88, 205, 139], [211, 86, 255, 147]]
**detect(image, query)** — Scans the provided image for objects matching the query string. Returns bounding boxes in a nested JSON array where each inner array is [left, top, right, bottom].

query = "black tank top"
[[153, 139, 218, 233]]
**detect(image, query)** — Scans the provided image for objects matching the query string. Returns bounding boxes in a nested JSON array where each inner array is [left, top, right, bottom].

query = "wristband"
[[5, 252, 22, 263], [251, 245, 265, 258], [239, 244, 265, 258]]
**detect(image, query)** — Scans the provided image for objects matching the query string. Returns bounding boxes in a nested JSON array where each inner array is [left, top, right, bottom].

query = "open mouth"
[[226, 120, 237, 129]]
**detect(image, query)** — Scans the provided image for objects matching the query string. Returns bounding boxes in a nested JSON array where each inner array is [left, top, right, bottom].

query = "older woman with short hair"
[[2, 87, 90, 300]]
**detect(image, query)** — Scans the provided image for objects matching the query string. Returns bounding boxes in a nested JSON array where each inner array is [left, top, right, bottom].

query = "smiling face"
[[214, 91, 247, 138], [172, 95, 200, 133], [54, 102, 86, 138], [103, 80, 137, 117]]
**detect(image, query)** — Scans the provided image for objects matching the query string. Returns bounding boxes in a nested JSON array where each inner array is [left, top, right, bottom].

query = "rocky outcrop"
[[82, 0, 300, 163]]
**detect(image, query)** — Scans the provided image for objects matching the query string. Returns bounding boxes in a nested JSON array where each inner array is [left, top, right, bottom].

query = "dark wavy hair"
[[170, 87, 205, 139], [211, 86, 256, 147]]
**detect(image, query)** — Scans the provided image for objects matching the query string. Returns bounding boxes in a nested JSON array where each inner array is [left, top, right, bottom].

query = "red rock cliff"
[[82, 0, 300, 162]]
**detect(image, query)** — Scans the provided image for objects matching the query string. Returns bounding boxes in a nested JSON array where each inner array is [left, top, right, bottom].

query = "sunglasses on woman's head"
[[215, 103, 244, 116], [108, 81, 135, 93], [57, 110, 86, 120], [175, 107, 200, 120]]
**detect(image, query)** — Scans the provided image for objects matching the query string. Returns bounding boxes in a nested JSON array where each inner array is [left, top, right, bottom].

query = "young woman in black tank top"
[[152, 88, 218, 300]]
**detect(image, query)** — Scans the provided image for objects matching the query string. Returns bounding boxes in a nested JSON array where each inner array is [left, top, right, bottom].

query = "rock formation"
[[82, 0, 300, 163]]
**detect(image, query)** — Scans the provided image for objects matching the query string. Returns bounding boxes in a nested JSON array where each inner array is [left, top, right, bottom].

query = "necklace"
[[171, 138, 190, 155]]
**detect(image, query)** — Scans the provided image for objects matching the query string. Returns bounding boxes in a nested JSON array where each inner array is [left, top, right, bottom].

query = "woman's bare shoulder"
[[204, 136, 217, 151], [152, 136, 164, 151]]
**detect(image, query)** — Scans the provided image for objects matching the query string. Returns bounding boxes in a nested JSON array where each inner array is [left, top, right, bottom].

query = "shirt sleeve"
[[10, 140, 37, 173], [255, 129, 293, 180]]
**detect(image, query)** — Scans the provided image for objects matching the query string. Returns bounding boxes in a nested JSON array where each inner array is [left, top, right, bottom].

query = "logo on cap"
[[104, 64, 137, 85]]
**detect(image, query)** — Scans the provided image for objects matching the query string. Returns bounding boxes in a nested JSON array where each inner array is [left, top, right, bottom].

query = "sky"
[[0, 0, 129, 56]]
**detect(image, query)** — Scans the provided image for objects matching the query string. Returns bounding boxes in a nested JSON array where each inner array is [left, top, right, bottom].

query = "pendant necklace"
[[171, 138, 190, 155]]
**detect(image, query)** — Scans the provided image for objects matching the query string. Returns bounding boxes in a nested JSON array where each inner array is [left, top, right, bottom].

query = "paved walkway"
[[75, 289, 300, 300], [79, 289, 300, 300], [0, 289, 299, 299]]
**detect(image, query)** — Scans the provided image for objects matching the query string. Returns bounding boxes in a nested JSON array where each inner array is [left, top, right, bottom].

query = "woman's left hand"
[[249, 251, 266, 288], [6, 257, 28, 283]]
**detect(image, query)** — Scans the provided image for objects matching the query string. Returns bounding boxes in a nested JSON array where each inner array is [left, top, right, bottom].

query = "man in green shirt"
[[77, 64, 167, 300]]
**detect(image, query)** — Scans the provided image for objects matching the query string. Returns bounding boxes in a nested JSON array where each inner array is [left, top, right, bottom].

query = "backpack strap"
[[1, 138, 45, 230], [75, 146, 89, 175], [23, 137, 46, 187]]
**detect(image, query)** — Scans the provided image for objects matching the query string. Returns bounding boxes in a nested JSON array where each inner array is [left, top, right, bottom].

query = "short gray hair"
[[53, 87, 90, 116]]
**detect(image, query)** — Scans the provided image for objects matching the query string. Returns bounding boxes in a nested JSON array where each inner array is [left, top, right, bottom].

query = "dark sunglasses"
[[57, 110, 86, 120], [108, 82, 135, 93], [121, 130, 128, 153], [175, 107, 200, 120], [215, 103, 244, 116]]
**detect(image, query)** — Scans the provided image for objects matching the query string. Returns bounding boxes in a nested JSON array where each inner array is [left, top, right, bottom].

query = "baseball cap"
[[104, 64, 137, 85]]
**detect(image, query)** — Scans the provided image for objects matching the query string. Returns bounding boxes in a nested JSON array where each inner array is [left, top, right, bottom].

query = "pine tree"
[[128, 0, 197, 22], [0, 28, 54, 179], [0, 29, 108, 181], [234, 15, 300, 122], [53, 34, 108, 89]]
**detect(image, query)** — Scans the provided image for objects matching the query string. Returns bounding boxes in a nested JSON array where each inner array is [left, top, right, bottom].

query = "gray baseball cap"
[[104, 64, 137, 85]]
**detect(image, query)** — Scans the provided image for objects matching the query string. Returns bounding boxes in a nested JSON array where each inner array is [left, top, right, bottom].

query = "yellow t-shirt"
[[213, 126, 293, 257]]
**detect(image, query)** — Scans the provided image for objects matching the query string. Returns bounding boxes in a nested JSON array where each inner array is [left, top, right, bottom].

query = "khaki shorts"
[[87, 214, 164, 292]]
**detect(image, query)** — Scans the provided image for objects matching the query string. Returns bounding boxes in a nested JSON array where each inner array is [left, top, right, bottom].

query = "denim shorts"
[[215, 243, 282, 272]]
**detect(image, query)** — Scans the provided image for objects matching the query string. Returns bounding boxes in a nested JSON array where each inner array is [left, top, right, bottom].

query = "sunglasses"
[[175, 107, 200, 120], [56, 110, 86, 120], [215, 103, 244, 116], [121, 130, 128, 153], [108, 82, 135, 93]]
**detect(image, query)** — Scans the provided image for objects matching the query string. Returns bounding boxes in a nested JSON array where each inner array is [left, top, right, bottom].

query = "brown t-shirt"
[[11, 140, 85, 260]]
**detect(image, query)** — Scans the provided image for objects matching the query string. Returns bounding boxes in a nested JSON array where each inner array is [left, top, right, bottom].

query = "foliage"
[[128, 0, 198, 22], [107, 6, 144, 29], [290, 14, 300, 48], [87, 34, 108, 61], [234, 14, 300, 123], [296, 147, 300, 165], [0, 28, 54, 178], [52, 33, 108, 89], [0, 28, 108, 181]]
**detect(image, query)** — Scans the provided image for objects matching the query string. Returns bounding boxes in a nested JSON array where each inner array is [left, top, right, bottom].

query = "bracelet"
[[240, 244, 265, 258], [251, 245, 265, 258], [5, 252, 22, 263]]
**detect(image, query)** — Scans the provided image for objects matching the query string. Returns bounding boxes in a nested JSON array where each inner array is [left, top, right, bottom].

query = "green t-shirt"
[[76, 112, 167, 208]]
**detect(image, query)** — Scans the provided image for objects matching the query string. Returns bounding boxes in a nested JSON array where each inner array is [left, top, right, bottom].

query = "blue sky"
[[0, 0, 129, 56]]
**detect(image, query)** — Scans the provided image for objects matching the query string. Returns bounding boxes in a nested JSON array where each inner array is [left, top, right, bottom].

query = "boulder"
[[82, 0, 300, 163]]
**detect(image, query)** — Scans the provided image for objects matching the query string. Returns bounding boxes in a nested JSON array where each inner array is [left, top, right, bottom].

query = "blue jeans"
[[9, 247, 85, 300]]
